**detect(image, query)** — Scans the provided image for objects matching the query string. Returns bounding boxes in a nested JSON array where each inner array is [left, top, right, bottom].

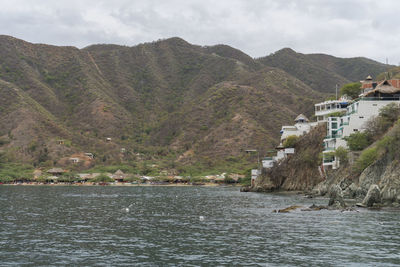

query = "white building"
[[322, 80, 400, 169], [251, 169, 261, 186], [280, 114, 317, 141], [314, 98, 351, 122], [261, 146, 295, 169]]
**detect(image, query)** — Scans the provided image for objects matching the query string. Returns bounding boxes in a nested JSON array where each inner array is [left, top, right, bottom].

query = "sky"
[[0, 0, 399, 64]]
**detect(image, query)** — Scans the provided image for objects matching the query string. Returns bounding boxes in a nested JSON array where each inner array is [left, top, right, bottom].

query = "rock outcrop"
[[362, 184, 381, 207], [328, 185, 346, 208], [252, 124, 326, 192]]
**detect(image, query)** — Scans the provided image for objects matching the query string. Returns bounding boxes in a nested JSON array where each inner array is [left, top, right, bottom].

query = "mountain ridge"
[[0, 35, 390, 173]]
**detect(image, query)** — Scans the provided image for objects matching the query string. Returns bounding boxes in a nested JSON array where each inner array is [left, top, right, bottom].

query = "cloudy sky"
[[1, 0, 399, 64]]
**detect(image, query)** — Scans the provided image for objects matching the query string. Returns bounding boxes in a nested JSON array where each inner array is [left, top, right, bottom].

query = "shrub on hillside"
[[340, 82, 361, 99], [353, 147, 378, 173], [345, 132, 370, 151], [335, 146, 349, 165], [283, 135, 299, 148], [379, 103, 400, 123], [365, 103, 400, 141], [91, 174, 113, 183]]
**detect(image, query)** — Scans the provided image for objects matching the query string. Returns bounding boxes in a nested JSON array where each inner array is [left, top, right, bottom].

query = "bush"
[[123, 175, 140, 182], [300, 148, 319, 167], [328, 111, 346, 117], [345, 132, 370, 151], [224, 176, 236, 184], [365, 103, 400, 141], [238, 176, 251, 186], [59, 172, 79, 182], [335, 146, 349, 165], [91, 173, 113, 183], [379, 103, 400, 123], [340, 82, 361, 99], [283, 135, 299, 148], [354, 147, 378, 173], [0, 163, 34, 182]]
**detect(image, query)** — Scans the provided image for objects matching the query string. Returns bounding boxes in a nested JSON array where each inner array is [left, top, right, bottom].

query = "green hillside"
[[0, 35, 390, 174], [258, 48, 390, 93]]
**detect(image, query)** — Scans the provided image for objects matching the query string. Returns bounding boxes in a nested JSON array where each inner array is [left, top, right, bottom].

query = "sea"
[[0, 186, 399, 266]]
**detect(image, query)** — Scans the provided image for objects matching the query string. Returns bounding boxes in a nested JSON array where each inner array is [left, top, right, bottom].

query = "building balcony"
[[360, 97, 400, 101], [324, 134, 343, 140], [315, 108, 347, 117]]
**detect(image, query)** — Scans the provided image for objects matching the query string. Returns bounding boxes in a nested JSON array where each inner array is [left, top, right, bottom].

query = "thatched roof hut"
[[364, 80, 400, 98], [112, 169, 127, 181], [294, 114, 309, 123]]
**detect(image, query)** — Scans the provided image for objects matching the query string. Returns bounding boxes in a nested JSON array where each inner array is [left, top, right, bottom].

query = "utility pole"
[[335, 84, 338, 100]]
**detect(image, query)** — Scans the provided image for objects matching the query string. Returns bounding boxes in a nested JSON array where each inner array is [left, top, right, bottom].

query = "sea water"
[[0, 186, 399, 266]]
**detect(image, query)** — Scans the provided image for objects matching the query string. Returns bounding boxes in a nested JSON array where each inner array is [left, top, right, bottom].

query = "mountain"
[[258, 48, 390, 94], [0, 35, 390, 173]]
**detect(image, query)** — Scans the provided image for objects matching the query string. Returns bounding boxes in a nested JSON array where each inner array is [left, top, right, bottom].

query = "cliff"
[[314, 119, 400, 206], [252, 124, 326, 192]]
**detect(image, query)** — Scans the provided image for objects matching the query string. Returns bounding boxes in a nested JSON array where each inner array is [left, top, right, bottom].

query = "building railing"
[[323, 147, 335, 151], [323, 159, 335, 163], [315, 108, 347, 116], [360, 97, 400, 101], [340, 122, 349, 126], [324, 134, 343, 139]]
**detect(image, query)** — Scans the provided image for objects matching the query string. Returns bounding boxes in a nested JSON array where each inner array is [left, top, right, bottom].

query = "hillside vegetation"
[[0, 35, 389, 174], [258, 48, 389, 94]]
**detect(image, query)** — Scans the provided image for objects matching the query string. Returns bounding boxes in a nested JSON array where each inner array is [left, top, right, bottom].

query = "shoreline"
[[0, 182, 241, 187]]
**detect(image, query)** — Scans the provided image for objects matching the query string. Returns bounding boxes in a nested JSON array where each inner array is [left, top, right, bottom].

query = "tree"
[[379, 103, 400, 124], [92, 173, 113, 183], [365, 103, 400, 141], [283, 135, 299, 148], [335, 147, 349, 165], [340, 82, 361, 99], [345, 132, 370, 151]]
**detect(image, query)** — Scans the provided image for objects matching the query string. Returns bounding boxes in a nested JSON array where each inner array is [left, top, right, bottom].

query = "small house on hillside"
[[69, 157, 80, 163], [280, 114, 317, 141]]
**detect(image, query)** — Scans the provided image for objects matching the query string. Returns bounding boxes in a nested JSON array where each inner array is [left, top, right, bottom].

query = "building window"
[[373, 104, 377, 106], [332, 122, 338, 129], [359, 116, 364, 119], [354, 129, 358, 132]]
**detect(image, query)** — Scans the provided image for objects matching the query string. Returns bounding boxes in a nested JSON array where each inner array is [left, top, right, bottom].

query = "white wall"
[[280, 122, 317, 141], [342, 100, 400, 137]]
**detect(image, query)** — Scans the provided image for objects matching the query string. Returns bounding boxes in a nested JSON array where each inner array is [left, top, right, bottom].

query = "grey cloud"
[[0, 0, 400, 64]]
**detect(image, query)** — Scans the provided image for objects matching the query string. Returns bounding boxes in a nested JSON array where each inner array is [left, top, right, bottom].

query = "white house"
[[280, 114, 318, 141], [261, 145, 296, 169], [251, 169, 261, 186], [322, 79, 400, 169]]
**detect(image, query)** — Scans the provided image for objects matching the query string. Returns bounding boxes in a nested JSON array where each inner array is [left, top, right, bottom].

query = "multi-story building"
[[314, 98, 351, 122], [322, 79, 400, 169]]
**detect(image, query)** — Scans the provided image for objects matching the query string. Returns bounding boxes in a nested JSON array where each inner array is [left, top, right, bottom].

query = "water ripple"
[[1, 186, 400, 266]]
